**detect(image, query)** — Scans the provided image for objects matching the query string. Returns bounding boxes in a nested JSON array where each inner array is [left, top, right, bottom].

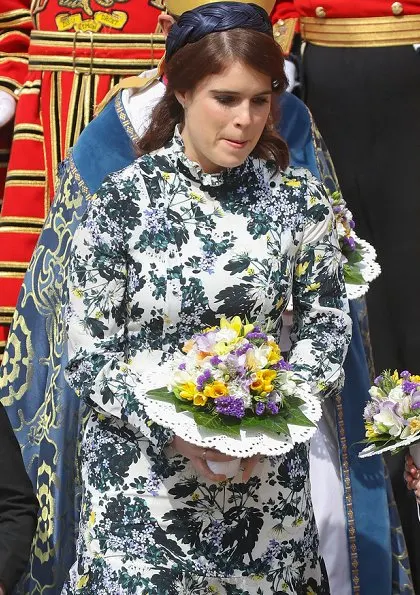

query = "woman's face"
[[177, 61, 272, 174]]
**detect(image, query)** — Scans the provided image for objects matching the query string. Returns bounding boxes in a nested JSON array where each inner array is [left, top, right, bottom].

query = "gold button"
[[391, 1, 404, 15], [315, 6, 327, 18]]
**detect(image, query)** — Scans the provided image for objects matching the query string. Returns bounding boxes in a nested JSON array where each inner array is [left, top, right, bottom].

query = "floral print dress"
[[63, 128, 351, 595]]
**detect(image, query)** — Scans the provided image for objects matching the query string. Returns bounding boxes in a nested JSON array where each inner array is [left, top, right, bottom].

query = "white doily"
[[359, 432, 420, 459], [137, 363, 321, 458], [345, 236, 381, 300]]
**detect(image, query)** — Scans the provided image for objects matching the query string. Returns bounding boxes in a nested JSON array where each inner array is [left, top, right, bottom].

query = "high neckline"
[[170, 125, 251, 188]]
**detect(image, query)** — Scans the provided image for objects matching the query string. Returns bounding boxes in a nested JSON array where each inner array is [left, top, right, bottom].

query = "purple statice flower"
[[278, 359, 293, 371], [178, 362, 186, 371], [403, 380, 418, 395], [197, 369, 212, 391], [266, 401, 279, 415], [349, 219, 355, 230], [246, 331, 268, 341], [374, 375, 384, 386], [235, 343, 253, 357], [401, 370, 411, 380], [343, 236, 356, 251], [215, 396, 245, 419], [210, 355, 222, 366], [256, 402, 265, 416], [253, 326, 261, 333]]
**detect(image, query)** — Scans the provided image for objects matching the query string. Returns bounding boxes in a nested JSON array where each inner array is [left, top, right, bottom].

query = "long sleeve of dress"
[[64, 176, 174, 453], [288, 176, 352, 399], [0, 0, 32, 97]]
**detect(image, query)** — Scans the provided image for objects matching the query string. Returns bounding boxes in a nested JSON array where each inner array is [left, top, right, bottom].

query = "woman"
[[63, 3, 351, 593]]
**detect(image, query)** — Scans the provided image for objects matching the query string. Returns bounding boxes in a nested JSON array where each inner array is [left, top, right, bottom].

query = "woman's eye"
[[252, 97, 270, 105], [215, 95, 236, 105]]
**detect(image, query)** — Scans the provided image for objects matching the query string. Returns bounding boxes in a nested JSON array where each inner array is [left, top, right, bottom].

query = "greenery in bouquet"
[[146, 317, 314, 437], [330, 190, 366, 286], [363, 370, 420, 450]]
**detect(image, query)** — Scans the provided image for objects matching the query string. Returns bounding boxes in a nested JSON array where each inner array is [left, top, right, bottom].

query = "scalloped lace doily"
[[345, 236, 381, 300], [136, 362, 321, 457], [359, 432, 420, 459]]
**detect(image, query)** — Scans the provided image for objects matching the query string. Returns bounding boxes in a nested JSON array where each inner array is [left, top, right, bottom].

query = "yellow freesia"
[[179, 382, 196, 401], [296, 262, 309, 277], [267, 341, 281, 364], [410, 375, 420, 383], [391, 370, 402, 384], [365, 422, 376, 439], [182, 339, 194, 353], [409, 419, 420, 434], [204, 381, 228, 399], [250, 378, 264, 393], [193, 393, 208, 406], [220, 316, 242, 336]]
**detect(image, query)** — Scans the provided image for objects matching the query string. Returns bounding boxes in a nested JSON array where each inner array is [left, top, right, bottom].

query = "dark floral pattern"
[[62, 128, 351, 594]]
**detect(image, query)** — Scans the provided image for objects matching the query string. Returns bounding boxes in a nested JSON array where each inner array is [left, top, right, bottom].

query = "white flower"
[[368, 386, 383, 399], [373, 409, 404, 437], [246, 345, 270, 371], [388, 386, 405, 402]]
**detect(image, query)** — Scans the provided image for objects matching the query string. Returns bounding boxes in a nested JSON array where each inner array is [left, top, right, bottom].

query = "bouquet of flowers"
[[330, 190, 380, 300], [139, 317, 321, 476], [359, 370, 420, 465]]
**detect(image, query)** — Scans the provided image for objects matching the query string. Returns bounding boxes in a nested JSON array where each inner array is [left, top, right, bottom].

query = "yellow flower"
[[220, 316, 242, 336], [296, 262, 309, 277], [89, 511, 96, 527], [204, 381, 228, 399], [77, 575, 89, 589], [250, 378, 264, 394], [305, 282, 320, 292], [286, 179, 301, 187], [179, 382, 196, 401], [410, 375, 420, 383], [267, 341, 281, 365], [391, 370, 402, 384], [409, 419, 420, 434], [365, 422, 376, 439], [193, 393, 208, 407]]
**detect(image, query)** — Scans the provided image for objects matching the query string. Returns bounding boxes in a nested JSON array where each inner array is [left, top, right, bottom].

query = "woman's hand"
[[172, 435, 259, 482], [404, 454, 420, 499]]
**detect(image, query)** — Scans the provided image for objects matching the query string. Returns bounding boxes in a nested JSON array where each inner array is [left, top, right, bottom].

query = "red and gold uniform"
[[271, 0, 420, 590], [0, 0, 165, 358]]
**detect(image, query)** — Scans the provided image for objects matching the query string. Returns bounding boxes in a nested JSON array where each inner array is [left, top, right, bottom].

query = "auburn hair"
[[137, 28, 289, 171]]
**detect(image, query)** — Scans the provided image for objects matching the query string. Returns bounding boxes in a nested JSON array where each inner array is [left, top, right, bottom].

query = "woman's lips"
[[224, 139, 248, 149]]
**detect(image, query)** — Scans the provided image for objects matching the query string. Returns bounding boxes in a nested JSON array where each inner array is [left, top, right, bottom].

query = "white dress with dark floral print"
[[62, 128, 351, 595]]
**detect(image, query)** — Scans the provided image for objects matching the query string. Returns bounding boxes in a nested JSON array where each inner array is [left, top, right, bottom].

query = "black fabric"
[[166, 1, 272, 61], [303, 42, 420, 592], [0, 404, 39, 593]]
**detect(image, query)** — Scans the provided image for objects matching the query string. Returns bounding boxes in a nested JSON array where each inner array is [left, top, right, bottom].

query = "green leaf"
[[174, 401, 197, 414], [343, 264, 365, 285], [345, 248, 363, 266], [241, 414, 290, 436], [285, 408, 314, 427], [282, 395, 305, 409], [146, 387, 174, 403], [193, 410, 241, 436]]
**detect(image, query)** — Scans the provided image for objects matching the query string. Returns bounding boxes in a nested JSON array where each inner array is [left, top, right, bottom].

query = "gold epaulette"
[[94, 72, 159, 116], [273, 18, 298, 55]]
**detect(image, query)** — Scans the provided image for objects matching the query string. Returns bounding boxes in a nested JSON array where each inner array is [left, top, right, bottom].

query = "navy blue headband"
[[166, 2, 273, 62]]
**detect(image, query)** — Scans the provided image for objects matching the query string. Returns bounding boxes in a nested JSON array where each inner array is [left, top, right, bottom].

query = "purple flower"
[[349, 219, 355, 230], [215, 396, 245, 419], [401, 370, 411, 380], [197, 369, 212, 391], [235, 343, 253, 357], [178, 363, 186, 371], [343, 236, 356, 251], [266, 401, 279, 415], [411, 391, 420, 409], [210, 355, 222, 366], [403, 380, 418, 395], [374, 375, 384, 386], [256, 402, 265, 416], [333, 206, 342, 214], [278, 359, 293, 371], [196, 332, 216, 352], [246, 331, 268, 341]]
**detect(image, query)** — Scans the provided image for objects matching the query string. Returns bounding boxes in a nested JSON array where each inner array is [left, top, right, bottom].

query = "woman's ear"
[[174, 90, 187, 109], [157, 14, 176, 38]]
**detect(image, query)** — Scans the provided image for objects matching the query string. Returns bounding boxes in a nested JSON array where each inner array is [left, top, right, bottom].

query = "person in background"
[[0, 402, 38, 595], [0, 0, 166, 361]]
